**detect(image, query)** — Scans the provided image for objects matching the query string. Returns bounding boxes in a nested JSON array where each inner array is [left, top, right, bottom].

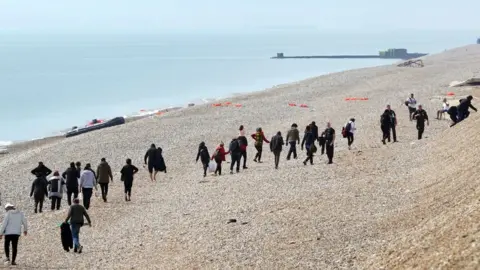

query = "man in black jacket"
[[63, 162, 80, 206], [270, 131, 284, 169], [30, 174, 48, 213], [310, 121, 319, 145], [412, 105, 429, 140], [144, 144, 157, 182], [386, 105, 398, 143], [30, 162, 52, 178], [229, 138, 242, 174], [321, 122, 336, 164], [457, 95, 477, 122]]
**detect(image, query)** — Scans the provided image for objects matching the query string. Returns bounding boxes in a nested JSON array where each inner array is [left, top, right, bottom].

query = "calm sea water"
[[0, 30, 476, 142]]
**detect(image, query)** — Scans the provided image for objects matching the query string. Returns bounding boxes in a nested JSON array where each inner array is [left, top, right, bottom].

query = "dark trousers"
[[303, 147, 314, 164], [34, 198, 44, 213], [254, 144, 263, 162], [230, 154, 241, 172], [240, 150, 247, 168], [326, 141, 334, 163], [381, 126, 390, 144], [408, 107, 416, 120], [389, 125, 397, 142], [124, 180, 133, 196], [417, 124, 425, 140], [99, 183, 109, 202], [319, 137, 326, 155], [286, 141, 297, 159], [82, 188, 93, 210], [449, 114, 458, 127], [202, 162, 208, 176], [457, 110, 469, 122], [51, 196, 61, 210], [347, 133, 354, 146], [273, 150, 281, 168], [67, 189, 78, 206], [4, 234, 20, 263], [215, 160, 222, 175]]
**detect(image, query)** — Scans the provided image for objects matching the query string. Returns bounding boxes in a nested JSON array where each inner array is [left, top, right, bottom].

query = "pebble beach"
[[0, 44, 480, 269]]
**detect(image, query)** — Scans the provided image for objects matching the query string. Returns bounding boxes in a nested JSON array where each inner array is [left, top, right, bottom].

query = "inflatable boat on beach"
[[65, 117, 125, 138]]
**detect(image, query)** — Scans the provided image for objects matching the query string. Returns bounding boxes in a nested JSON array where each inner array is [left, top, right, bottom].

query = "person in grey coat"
[[48, 171, 66, 211]]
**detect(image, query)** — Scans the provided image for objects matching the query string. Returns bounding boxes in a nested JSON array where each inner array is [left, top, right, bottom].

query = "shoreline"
[[0, 62, 392, 152]]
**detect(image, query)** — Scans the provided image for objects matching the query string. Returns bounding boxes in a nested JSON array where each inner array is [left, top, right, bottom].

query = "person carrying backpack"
[[270, 131, 284, 169], [251, 127, 270, 163], [229, 138, 242, 174], [211, 142, 229, 176], [238, 125, 249, 169], [342, 118, 356, 150], [196, 142, 211, 177]]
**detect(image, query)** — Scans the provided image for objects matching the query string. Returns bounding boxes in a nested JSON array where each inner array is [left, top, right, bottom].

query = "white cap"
[[4, 203, 14, 209]]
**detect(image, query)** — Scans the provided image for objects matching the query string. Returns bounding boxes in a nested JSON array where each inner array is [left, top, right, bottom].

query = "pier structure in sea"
[[271, 48, 428, 60]]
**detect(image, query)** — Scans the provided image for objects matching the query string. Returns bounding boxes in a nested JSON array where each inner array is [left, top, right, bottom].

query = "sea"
[[0, 30, 476, 144]]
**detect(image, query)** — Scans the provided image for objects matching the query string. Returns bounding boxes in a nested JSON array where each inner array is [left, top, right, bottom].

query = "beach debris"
[[449, 78, 480, 87], [446, 92, 455, 96], [224, 101, 232, 106], [299, 104, 308, 108], [234, 104, 242, 108], [212, 103, 222, 107], [227, 219, 237, 224], [288, 103, 297, 107], [397, 59, 424, 68], [187, 103, 195, 107]]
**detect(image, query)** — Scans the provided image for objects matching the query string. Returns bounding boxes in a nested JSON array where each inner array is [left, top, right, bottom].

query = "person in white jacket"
[[79, 163, 97, 210], [0, 203, 28, 266], [346, 118, 356, 150]]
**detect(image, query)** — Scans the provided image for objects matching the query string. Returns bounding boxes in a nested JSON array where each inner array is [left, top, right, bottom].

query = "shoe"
[[230, 171, 233, 174], [4, 258, 10, 264], [78, 245, 83, 254], [236, 170, 240, 173], [258, 161, 263, 163], [328, 161, 333, 164], [128, 197, 131, 201], [203, 174, 206, 177], [74, 247, 78, 253], [243, 166, 248, 169], [39, 210, 42, 213], [303, 161, 307, 166], [125, 196, 128, 202], [253, 159, 257, 162], [11, 262, 16, 266], [34, 209, 37, 214]]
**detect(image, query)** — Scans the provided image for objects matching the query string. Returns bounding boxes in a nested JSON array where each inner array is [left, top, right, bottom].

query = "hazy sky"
[[1, 0, 479, 33]]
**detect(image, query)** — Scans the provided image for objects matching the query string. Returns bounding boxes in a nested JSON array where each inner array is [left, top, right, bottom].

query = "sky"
[[0, 0, 479, 33]]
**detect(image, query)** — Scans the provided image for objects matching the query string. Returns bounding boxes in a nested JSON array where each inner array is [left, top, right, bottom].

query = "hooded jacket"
[[0, 209, 28, 235], [286, 127, 300, 143], [30, 177, 48, 200], [63, 167, 80, 190], [31, 164, 52, 177], [48, 175, 66, 198], [458, 98, 477, 112], [196, 145, 210, 164], [80, 170, 97, 189], [212, 145, 229, 162], [270, 134, 284, 152], [301, 131, 315, 148], [97, 161, 113, 184]]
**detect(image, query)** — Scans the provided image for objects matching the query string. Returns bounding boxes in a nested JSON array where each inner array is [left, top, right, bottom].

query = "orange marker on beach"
[[299, 104, 308, 108], [235, 104, 242, 107], [288, 103, 297, 106], [447, 92, 455, 96], [212, 103, 222, 107]]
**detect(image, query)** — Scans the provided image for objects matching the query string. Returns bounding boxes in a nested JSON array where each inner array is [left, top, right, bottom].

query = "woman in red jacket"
[[211, 142, 229, 175], [251, 127, 270, 163]]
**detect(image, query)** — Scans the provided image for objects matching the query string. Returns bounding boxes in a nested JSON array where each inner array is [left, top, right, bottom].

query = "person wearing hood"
[[301, 125, 316, 165], [120, 158, 139, 201], [63, 162, 80, 206], [447, 105, 459, 127], [457, 95, 477, 122], [97, 158, 113, 203], [196, 142, 211, 177], [65, 198, 91, 254], [286, 123, 300, 160], [270, 131, 284, 169], [229, 137, 242, 174], [238, 125, 249, 169], [0, 203, 28, 266], [30, 172, 48, 213], [30, 162, 52, 178], [380, 110, 392, 144], [154, 147, 167, 180], [144, 144, 157, 182], [211, 142, 229, 176], [310, 121, 319, 144], [345, 118, 356, 150], [48, 171, 66, 211], [251, 127, 270, 163]]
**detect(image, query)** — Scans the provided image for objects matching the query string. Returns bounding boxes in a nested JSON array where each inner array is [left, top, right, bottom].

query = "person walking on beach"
[[65, 198, 91, 253], [270, 131, 284, 169], [79, 164, 97, 210], [412, 105, 429, 140], [301, 125, 316, 165], [154, 147, 167, 179], [405, 93, 417, 121], [285, 123, 300, 160], [380, 110, 392, 144], [30, 173, 48, 213], [385, 105, 398, 143], [144, 144, 157, 182], [251, 127, 269, 163], [238, 125, 248, 169], [48, 171, 66, 211], [0, 203, 28, 266], [345, 118, 356, 150], [63, 162, 80, 206], [447, 105, 459, 127], [310, 121, 319, 145], [229, 137, 242, 174], [321, 122, 336, 164], [75, 162, 82, 176], [211, 142, 228, 176], [120, 159, 139, 201], [196, 142, 211, 177], [457, 95, 477, 122], [97, 158, 113, 203], [30, 162, 52, 178]]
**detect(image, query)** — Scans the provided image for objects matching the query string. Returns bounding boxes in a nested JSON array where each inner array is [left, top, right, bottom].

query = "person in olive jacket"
[[96, 158, 113, 202], [285, 123, 300, 160]]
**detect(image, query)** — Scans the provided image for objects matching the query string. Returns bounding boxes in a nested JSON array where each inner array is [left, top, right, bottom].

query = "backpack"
[[342, 123, 350, 138], [229, 140, 239, 153]]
